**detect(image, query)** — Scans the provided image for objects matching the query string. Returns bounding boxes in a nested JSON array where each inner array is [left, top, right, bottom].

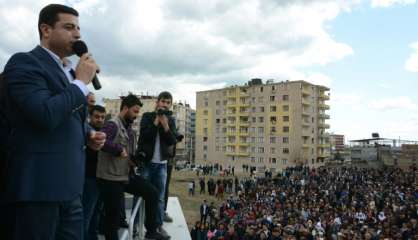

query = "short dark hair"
[[157, 91, 173, 101], [89, 105, 106, 115], [38, 4, 79, 39], [120, 94, 142, 111]]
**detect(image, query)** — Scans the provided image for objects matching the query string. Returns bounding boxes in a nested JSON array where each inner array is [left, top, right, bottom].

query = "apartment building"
[[195, 79, 331, 172]]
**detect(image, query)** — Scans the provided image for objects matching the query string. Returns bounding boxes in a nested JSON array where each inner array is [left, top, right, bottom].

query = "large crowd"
[[190, 166, 418, 240]]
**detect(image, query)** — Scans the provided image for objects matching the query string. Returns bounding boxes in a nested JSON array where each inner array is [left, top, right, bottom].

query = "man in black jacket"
[[135, 91, 177, 239]]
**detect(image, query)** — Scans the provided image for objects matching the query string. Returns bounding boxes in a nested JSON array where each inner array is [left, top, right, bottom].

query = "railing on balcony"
[[120, 197, 145, 240]]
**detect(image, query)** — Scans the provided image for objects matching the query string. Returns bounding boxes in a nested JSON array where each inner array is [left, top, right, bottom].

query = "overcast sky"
[[0, 0, 417, 141]]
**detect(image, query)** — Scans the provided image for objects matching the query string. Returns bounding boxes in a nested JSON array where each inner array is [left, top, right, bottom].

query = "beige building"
[[195, 79, 331, 172], [103, 95, 195, 162]]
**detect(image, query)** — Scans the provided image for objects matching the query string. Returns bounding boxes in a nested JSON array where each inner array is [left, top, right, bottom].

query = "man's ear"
[[39, 23, 51, 39]]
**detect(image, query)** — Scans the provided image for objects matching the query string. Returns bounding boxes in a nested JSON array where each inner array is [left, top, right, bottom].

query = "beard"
[[124, 116, 135, 125]]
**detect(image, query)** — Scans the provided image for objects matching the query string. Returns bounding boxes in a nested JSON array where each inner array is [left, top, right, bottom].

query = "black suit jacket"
[[1, 46, 87, 202]]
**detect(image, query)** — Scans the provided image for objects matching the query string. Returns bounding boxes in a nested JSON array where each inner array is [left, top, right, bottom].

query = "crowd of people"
[[191, 166, 418, 240]]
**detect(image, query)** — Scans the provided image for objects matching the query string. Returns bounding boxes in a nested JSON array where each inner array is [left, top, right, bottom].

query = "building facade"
[[195, 79, 331, 172], [103, 95, 195, 163]]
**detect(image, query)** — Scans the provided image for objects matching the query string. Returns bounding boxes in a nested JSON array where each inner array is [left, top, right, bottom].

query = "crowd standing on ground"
[[190, 166, 418, 240]]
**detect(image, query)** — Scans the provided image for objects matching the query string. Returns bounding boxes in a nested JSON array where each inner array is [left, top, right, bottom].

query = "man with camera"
[[96, 94, 168, 240], [135, 91, 177, 239]]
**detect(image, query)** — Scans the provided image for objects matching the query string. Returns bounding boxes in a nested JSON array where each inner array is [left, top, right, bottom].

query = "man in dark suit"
[[0, 4, 105, 240], [200, 199, 209, 224]]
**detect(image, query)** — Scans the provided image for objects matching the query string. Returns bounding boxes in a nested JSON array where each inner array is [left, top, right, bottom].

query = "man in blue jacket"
[[0, 4, 105, 240]]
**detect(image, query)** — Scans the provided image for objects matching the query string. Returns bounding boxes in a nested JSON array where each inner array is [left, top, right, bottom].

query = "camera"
[[156, 108, 172, 116]]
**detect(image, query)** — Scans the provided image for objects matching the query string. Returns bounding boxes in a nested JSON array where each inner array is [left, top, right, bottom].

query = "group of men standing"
[[0, 3, 179, 240]]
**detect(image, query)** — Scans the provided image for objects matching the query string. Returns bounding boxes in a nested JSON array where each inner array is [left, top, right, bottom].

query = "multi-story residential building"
[[173, 103, 195, 163], [330, 134, 345, 152], [103, 95, 195, 162], [195, 79, 331, 172]]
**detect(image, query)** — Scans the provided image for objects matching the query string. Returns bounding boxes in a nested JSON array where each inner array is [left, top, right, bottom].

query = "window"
[[222, 146, 226, 152], [215, 146, 220, 151], [271, 158, 276, 164], [251, 107, 256, 113], [270, 106, 277, 112], [272, 86, 276, 91], [204, 128, 208, 135], [283, 148, 289, 154], [260, 87, 263, 92], [282, 95, 289, 101], [258, 127, 264, 134], [259, 106, 265, 112], [216, 100, 220, 106], [283, 105, 289, 111], [283, 137, 289, 143], [283, 116, 289, 122], [258, 97, 264, 103], [258, 157, 264, 163], [203, 137, 208, 142], [204, 101, 208, 107], [252, 117, 256, 123], [270, 137, 276, 143], [258, 137, 264, 143], [270, 126, 276, 133], [216, 118, 220, 124], [270, 148, 276, 154], [258, 147, 264, 153], [251, 157, 255, 163], [270, 96, 275, 101], [251, 137, 255, 143], [203, 110, 208, 115], [282, 159, 287, 165], [223, 118, 227, 124], [203, 145, 208, 151], [222, 128, 227, 133], [251, 147, 255, 153], [270, 116, 277, 123], [223, 100, 227, 105], [283, 126, 289, 132], [216, 109, 221, 115], [204, 119, 208, 124], [258, 117, 264, 123], [203, 154, 207, 160]]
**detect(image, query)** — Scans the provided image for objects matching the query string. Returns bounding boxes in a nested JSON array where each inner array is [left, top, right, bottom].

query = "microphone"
[[72, 40, 102, 90]]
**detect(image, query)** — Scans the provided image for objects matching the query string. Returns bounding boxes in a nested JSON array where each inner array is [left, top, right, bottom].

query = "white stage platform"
[[99, 196, 191, 240]]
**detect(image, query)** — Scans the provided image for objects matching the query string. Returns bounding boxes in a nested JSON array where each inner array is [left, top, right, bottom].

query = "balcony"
[[302, 121, 310, 127], [302, 98, 311, 106], [225, 152, 249, 156], [319, 93, 330, 101], [319, 103, 330, 110], [318, 123, 330, 129], [226, 132, 236, 136], [318, 113, 330, 119], [303, 143, 310, 148], [302, 109, 311, 116], [302, 88, 310, 96], [302, 129, 311, 137], [239, 131, 249, 137], [318, 143, 330, 148], [318, 152, 331, 158], [239, 121, 250, 126]]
